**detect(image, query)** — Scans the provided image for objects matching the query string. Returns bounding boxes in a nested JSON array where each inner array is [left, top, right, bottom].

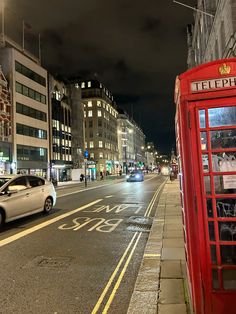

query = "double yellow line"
[[91, 180, 166, 313], [144, 179, 167, 217], [91, 231, 142, 314]]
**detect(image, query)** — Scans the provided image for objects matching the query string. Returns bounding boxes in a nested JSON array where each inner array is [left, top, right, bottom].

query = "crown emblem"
[[219, 63, 231, 75]]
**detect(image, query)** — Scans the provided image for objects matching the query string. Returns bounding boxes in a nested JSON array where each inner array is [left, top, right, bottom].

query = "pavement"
[[127, 179, 191, 314], [57, 176, 191, 314]]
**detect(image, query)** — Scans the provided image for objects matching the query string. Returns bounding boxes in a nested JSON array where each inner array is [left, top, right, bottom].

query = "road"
[[0, 174, 166, 314]]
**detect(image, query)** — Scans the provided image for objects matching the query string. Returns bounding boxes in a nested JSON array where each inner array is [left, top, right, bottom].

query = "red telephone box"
[[175, 59, 236, 314]]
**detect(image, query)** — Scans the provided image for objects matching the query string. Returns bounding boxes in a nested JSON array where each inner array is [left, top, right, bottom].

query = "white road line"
[[57, 184, 109, 198], [0, 199, 102, 248], [105, 195, 113, 198]]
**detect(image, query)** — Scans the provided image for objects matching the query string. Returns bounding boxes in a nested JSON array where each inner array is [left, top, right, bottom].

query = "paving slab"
[[159, 279, 185, 304], [163, 230, 183, 238], [158, 303, 187, 314], [161, 260, 182, 278], [163, 238, 184, 248], [162, 247, 185, 260]]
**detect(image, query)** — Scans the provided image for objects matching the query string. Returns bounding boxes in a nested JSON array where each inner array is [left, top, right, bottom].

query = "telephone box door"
[[191, 99, 236, 313]]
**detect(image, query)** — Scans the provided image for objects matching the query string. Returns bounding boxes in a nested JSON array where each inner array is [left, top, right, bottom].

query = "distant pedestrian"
[[80, 173, 84, 182], [100, 171, 104, 180]]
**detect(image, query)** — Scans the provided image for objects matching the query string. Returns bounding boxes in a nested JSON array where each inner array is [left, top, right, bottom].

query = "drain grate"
[[127, 216, 153, 232]]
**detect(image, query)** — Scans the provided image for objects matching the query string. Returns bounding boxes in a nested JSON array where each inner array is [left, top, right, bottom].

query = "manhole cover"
[[127, 216, 153, 232]]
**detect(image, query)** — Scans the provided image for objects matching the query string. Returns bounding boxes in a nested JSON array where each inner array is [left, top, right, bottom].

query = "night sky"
[[4, 0, 196, 154]]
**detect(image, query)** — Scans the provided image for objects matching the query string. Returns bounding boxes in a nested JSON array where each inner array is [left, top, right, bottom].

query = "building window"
[[16, 123, 47, 139], [15, 82, 46, 104], [99, 152, 103, 158], [15, 61, 46, 87], [88, 81, 91, 88], [88, 110, 92, 117], [16, 102, 47, 122], [81, 82, 85, 88], [97, 101, 101, 107], [89, 141, 94, 148], [98, 119, 102, 127], [90, 153, 94, 159], [89, 131, 93, 138], [88, 101, 92, 107], [17, 144, 47, 162], [97, 110, 102, 117], [89, 120, 93, 128], [84, 111, 86, 118], [99, 141, 103, 148]]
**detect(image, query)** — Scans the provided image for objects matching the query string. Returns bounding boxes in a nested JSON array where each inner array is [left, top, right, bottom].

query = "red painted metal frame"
[[175, 58, 236, 314]]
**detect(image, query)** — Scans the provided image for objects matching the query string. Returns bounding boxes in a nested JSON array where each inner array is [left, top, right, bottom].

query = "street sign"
[[84, 150, 89, 159]]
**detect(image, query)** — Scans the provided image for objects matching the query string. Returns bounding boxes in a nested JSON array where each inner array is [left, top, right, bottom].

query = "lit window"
[[90, 153, 94, 159], [99, 141, 103, 148], [88, 110, 92, 117], [106, 105, 109, 111], [97, 101, 101, 107], [84, 111, 87, 118], [75, 83, 79, 89], [85, 142, 87, 148], [81, 82, 85, 88], [99, 152, 103, 158], [88, 101, 92, 107], [90, 141, 94, 148], [88, 81, 91, 88], [103, 102, 106, 108], [98, 110, 102, 117]]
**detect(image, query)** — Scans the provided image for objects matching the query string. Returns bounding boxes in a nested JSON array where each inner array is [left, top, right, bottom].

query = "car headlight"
[[126, 175, 129, 179], [135, 174, 140, 178]]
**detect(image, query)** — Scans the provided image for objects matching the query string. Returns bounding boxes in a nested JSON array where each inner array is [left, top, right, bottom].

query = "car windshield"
[[131, 171, 141, 175], [0, 177, 11, 187]]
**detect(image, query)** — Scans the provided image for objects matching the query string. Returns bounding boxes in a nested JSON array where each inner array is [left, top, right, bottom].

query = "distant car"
[[126, 170, 144, 182], [0, 174, 57, 228]]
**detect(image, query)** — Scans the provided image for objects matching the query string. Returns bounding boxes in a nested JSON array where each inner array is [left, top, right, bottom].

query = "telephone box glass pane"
[[214, 175, 236, 194], [204, 176, 211, 194], [222, 269, 236, 290], [199, 110, 206, 128], [218, 222, 236, 241], [211, 129, 236, 149], [212, 152, 236, 172], [210, 245, 217, 264], [221, 245, 236, 264], [209, 107, 236, 127], [201, 132, 207, 150], [202, 154, 209, 172], [207, 199, 213, 217], [208, 222, 215, 241], [216, 198, 236, 217], [212, 269, 219, 289]]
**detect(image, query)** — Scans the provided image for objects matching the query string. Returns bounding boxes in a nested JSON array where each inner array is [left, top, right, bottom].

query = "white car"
[[0, 174, 57, 228]]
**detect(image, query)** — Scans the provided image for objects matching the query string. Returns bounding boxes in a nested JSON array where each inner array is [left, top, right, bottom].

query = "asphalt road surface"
[[0, 174, 166, 314]]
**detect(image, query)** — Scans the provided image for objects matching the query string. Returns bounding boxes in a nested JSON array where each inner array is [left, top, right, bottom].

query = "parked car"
[[126, 170, 144, 182], [0, 174, 57, 228]]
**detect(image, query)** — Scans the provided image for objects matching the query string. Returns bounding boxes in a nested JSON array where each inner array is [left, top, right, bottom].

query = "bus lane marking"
[[83, 204, 142, 214], [58, 217, 123, 233], [0, 199, 102, 248]]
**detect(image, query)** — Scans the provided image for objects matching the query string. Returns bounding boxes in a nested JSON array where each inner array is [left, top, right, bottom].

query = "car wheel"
[[44, 197, 53, 214]]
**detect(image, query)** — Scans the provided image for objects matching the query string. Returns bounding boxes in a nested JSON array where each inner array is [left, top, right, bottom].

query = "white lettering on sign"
[[58, 217, 123, 233], [191, 76, 236, 92]]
